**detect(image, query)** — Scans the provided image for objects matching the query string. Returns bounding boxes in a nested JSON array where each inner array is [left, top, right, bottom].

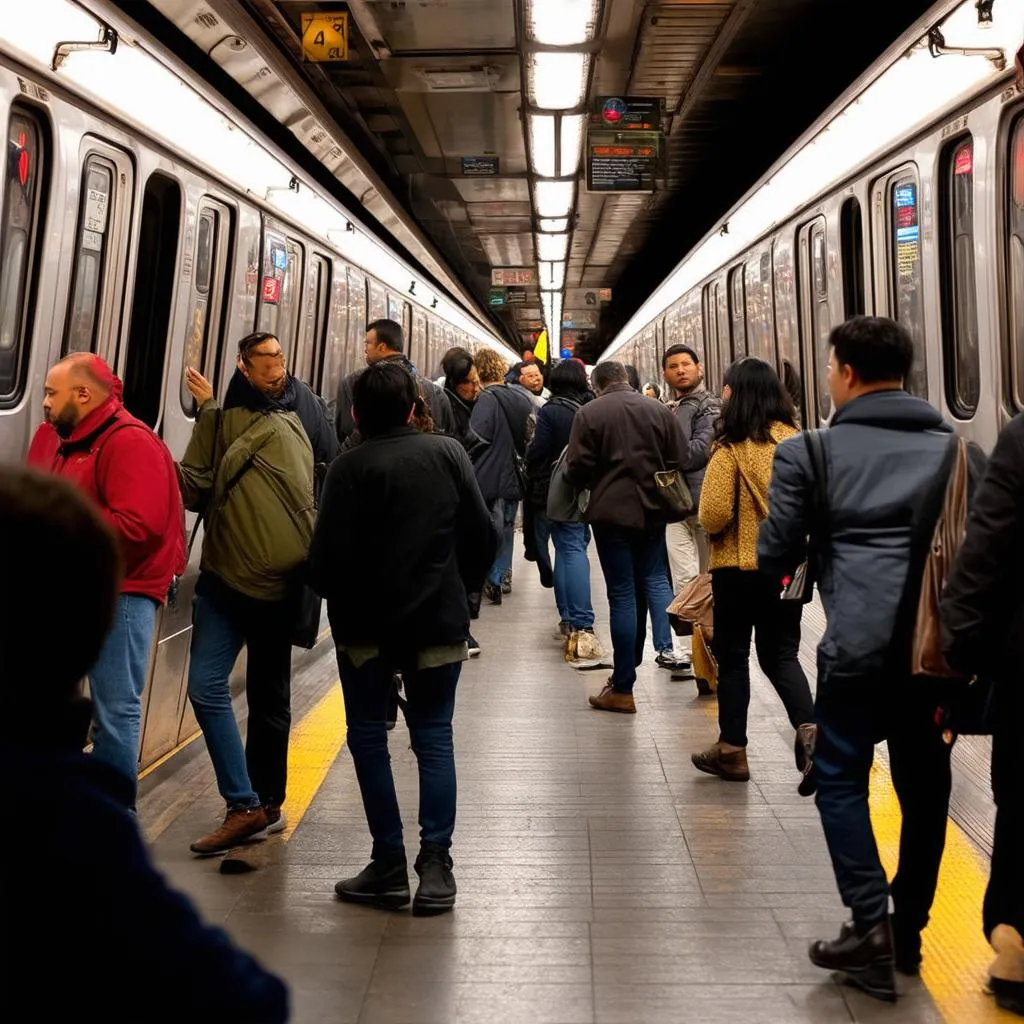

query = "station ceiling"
[[131, 0, 937, 360]]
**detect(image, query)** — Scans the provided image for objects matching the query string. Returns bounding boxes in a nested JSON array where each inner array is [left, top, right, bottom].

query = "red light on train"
[[17, 131, 28, 187], [954, 142, 973, 176]]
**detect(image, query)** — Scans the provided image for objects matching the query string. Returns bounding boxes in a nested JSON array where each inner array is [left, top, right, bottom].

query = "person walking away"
[[178, 331, 336, 855], [941, 416, 1024, 1017], [2, 466, 289, 1023], [26, 353, 184, 806], [525, 358, 604, 661], [309, 362, 495, 915], [565, 361, 690, 713], [690, 357, 813, 782], [470, 348, 536, 604], [758, 316, 984, 999], [662, 344, 720, 677]]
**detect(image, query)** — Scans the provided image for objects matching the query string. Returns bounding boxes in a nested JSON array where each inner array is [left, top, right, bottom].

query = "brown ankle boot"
[[691, 742, 750, 781], [588, 683, 636, 714]]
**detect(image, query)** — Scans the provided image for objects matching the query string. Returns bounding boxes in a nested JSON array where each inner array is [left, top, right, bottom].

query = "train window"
[[773, 240, 803, 423], [306, 255, 330, 387], [940, 137, 979, 418], [258, 232, 304, 361], [65, 156, 116, 355], [728, 266, 746, 359], [811, 224, 831, 414], [195, 210, 214, 294], [1009, 119, 1024, 409], [368, 279, 386, 321], [0, 109, 45, 404], [319, 268, 347, 401], [347, 266, 366, 374], [841, 198, 865, 317], [387, 292, 401, 324], [123, 173, 181, 429], [888, 174, 928, 396], [401, 299, 411, 342]]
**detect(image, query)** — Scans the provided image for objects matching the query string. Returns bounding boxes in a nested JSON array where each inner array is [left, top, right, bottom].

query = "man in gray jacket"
[[758, 316, 976, 1002]]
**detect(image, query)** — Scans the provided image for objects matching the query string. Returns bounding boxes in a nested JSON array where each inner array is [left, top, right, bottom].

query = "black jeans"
[[814, 678, 952, 931], [710, 568, 814, 747]]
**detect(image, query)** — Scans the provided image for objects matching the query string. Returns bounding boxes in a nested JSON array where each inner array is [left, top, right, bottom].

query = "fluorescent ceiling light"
[[560, 114, 586, 176], [539, 218, 569, 232], [526, 0, 601, 45], [536, 232, 569, 262], [604, 0, 1024, 356], [534, 179, 575, 218], [528, 113, 556, 178], [537, 262, 567, 290], [527, 52, 590, 110]]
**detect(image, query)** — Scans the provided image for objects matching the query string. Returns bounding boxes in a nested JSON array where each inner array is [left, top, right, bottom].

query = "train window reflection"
[[1008, 119, 1024, 410], [0, 109, 44, 402], [889, 174, 928, 397]]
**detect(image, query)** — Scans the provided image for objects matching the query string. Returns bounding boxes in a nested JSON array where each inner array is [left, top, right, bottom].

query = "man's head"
[[1, 466, 121, 707], [238, 331, 287, 397], [364, 319, 405, 366], [352, 361, 417, 437], [662, 345, 702, 394], [519, 362, 544, 395], [443, 349, 481, 402], [827, 316, 912, 410], [42, 353, 115, 439], [591, 361, 629, 395]]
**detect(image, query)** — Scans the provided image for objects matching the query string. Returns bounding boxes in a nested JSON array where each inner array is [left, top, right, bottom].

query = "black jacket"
[[469, 384, 536, 504], [4, 702, 289, 1023], [445, 386, 487, 462], [525, 392, 587, 509], [308, 427, 495, 658]]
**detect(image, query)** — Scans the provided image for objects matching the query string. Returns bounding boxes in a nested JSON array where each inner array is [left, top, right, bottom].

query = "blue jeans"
[[487, 499, 518, 587], [187, 576, 293, 809], [592, 523, 674, 692], [338, 653, 461, 859], [88, 594, 159, 795], [551, 521, 595, 630]]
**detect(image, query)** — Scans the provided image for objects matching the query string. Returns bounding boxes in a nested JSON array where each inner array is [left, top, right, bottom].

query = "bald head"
[[43, 354, 115, 438]]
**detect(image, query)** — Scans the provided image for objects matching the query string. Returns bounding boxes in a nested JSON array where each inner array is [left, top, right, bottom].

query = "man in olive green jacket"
[[177, 330, 336, 856]]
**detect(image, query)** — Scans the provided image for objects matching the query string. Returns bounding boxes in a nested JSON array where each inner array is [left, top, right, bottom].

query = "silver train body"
[[0, 4, 514, 772], [610, 0, 1024, 457]]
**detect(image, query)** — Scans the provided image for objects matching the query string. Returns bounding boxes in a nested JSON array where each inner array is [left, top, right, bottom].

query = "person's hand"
[[185, 366, 214, 406]]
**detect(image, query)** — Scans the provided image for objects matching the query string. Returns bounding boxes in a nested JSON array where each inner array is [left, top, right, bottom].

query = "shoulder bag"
[[547, 445, 590, 522], [780, 429, 829, 603]]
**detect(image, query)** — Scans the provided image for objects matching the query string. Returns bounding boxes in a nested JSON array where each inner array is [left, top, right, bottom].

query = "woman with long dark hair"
[[691, 357, 814, 782]]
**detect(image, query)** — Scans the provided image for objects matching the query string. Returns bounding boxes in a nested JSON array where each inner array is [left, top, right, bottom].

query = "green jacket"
[[178, 399, 315, 601]]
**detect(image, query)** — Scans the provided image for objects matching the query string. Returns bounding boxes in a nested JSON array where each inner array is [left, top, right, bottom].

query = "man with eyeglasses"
[[178, 331, 337, 856]]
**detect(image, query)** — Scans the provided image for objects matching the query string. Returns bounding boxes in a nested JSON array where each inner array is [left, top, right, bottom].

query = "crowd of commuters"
[[6, 313, 1023, 1018]]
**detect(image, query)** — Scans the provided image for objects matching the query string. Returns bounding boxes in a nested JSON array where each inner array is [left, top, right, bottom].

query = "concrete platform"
[[140, 545, 1007, 1023]]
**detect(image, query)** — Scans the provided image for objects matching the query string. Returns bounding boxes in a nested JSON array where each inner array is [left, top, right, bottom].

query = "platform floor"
[[140, 546, 1010, 1024]]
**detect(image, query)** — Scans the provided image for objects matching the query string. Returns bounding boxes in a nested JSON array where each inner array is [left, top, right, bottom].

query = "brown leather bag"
[[911, 437, 969, 678]]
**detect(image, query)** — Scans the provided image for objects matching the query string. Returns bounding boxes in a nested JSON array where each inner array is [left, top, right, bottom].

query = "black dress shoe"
[[334, 857, 410, 910], [412, 842, 456, 916], [809, 919, 897, 1002]]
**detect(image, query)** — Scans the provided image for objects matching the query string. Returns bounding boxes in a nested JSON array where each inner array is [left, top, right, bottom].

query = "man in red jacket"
[[27, 353, 184, 802]]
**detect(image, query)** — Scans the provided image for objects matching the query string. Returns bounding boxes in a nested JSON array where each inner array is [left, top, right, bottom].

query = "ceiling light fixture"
[[539, 217, 569, 233], [526, 0, 601, 46], [528, 112, 556, 177], [538, 261, 567, 290], [536, 232, 569, 262], [527, 51, 590, 110], [534, 179, 575, 219]]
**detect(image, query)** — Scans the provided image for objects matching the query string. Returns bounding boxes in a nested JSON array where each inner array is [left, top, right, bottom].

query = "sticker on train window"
[[81, 229, 102, 253], [84, 188, 109, 233], [954, 144, 973, 176], [262, 276, 281, 303], [271, 244, 287, 271]]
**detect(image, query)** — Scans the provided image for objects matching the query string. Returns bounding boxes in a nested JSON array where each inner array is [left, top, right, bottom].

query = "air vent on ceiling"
[[416, 66, 500, 91]]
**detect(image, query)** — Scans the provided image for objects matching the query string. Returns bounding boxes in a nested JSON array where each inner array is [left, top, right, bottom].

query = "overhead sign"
[[488, 288, 506, 308], [562, 311, 597, 330], [505, 286, 527, 305], [300, 12, 349, 62], [461, 156, 499, 177], [565, 287, 611, 308], [587, 131, 659, 193], [591, 96, 661, 131], [492, 267, 535, 287]]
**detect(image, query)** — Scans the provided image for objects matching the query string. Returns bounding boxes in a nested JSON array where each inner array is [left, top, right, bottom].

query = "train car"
[[0, 0, 518, 773], [606, 0, 1024, 455]]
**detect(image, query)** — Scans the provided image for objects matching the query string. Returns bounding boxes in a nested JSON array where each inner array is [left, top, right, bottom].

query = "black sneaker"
[[467, 634, 481, 658], [483, 581, 502, 605], [467, 591, 482, 619], [335, 857, 410, 910], [413, 843, 457, 916]]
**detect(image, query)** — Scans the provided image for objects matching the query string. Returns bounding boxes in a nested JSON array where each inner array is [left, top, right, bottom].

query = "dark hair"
[[549, 359, 588, 396], [237, 331, 278, 364], [828, 315, 913, 384], [592, 361, 628, 391], [662, 344, 700, 370], [442, 346, 471, 375], [0, 467, 121, 699], [366, 318, 406, 354], [643, 381, 662, 399], [353, 361, 417, 437], [782, 360, 803, 415], [444, 350, 475, 391], [623, 364, 641, 391], [718, 357, 797, 444]]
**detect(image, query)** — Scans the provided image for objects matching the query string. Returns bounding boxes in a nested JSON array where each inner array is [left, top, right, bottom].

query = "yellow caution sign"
[[300, 12, 349, 63]]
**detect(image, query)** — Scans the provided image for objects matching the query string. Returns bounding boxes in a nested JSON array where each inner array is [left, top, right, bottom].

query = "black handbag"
[[780, 429, 828, 603], [291, 579, 323, 650]]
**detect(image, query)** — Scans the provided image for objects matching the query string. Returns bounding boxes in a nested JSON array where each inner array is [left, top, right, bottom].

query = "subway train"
[[608, 0, 1024, 457], [0, 1, 517, 772]]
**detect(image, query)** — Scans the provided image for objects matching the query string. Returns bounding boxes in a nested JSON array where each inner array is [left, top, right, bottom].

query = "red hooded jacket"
[[27, 381, 186, 604]]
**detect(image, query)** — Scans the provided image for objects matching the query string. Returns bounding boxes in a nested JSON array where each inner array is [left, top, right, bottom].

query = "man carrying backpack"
[[758, 317, 986, 1002]]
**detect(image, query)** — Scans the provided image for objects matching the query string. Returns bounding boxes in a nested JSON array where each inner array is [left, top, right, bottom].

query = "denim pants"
[[487, 499, 518, 587], [187, 575, 294, 809], [550, 521, 595, 630], [87, 594, 159, 795], [338, 652, 461, 859], [531, 508, 555, 585], [814, 678, 952, 930], [592, 523, 674, 692]]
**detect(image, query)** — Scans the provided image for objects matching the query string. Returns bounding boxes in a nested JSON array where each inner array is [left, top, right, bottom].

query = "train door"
[[320, 262, 348, 404], [64, 140, 134, 367], [702, 285, 718, 391], [841, 196, 866, 318], [258, 227, 305, 368], [797, 218, 832, 423], [368, 278, 386, 322], [412, 308, 427, 370], [297, 253, 330, 389], [773, 235, 806, 424], [347, 266, 367, 375], [727, 265, 746, 361]]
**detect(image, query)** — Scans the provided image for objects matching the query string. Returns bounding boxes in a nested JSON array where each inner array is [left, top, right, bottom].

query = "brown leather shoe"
[[190, 807, 269, 856], [691, 743, 750, 781], [589, 683, 636, 714]]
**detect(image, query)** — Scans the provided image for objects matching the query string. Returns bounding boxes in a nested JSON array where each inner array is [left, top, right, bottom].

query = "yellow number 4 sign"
[[300, 12, 349, 62]]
